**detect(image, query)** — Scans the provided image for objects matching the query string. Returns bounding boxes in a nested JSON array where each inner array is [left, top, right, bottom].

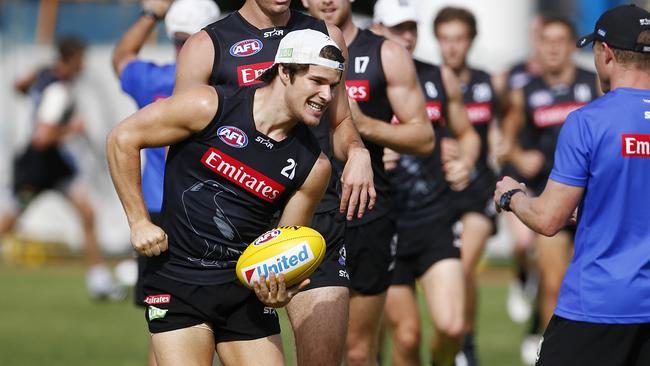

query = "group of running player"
[[5, 0, 602, 365]]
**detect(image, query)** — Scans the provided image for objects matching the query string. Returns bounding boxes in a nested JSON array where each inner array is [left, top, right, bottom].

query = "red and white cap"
[[165, 0, 220, 39], [373, 0, 418, 27]]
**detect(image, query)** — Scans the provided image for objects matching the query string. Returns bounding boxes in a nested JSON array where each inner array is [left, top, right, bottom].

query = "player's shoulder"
[[204, 11, 238, 31], [470, 67, 492, 82]]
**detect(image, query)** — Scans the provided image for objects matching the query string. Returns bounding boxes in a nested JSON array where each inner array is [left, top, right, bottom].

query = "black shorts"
[[134, 212, 162, 307], [452, 184, 497, 234], [537, 315, 650, 366], [391, 215, 460, 286], [304, 210, 349, 290], [345, 215, 396, 295], [142, 272, 280, 342], [12, 146, 75, 210]]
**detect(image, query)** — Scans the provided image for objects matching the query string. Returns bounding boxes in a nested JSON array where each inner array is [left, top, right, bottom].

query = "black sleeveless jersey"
[[203, 11, 339, 214], [389, 60, 451, 227], [459, 68, 498, 190], [29, 68, 75, 127], [508, 61, 535, 91], [340, 28, 393, 226], [155, 86, 321, 285], [519, 67, 597, 190]]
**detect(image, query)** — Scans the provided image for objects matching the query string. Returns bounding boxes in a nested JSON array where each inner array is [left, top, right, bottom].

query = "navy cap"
[[577, 4, 650, 53]]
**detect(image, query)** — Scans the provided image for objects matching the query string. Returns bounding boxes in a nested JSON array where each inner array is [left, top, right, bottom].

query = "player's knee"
[[436, 316, 465, 340], [394, 324, 421, 354]]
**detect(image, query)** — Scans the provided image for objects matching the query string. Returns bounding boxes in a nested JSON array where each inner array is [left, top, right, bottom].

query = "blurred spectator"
[[2, 35, 125, 301]]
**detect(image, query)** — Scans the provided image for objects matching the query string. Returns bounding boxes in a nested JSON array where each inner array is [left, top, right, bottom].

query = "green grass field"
[[0, 264, 528, 366]]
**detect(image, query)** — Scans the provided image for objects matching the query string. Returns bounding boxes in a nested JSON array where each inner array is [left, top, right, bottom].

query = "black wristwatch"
[[141, 8, 163, 21], [499, 188, 526, 212]]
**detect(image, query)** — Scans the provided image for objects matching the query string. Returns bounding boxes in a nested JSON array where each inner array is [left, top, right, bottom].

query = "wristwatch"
[[499, 188, 526, 212], [141, 8, 162, 21]]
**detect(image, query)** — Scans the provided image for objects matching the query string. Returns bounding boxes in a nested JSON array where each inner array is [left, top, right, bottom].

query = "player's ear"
[[301, 0, 309, 9], [278, 64, 291, 86]]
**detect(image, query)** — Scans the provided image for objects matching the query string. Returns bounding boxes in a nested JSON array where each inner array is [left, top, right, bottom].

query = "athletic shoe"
[[520, 334, 542, 366], [86, 264, 127, 301], [507, 280, 533, 323]]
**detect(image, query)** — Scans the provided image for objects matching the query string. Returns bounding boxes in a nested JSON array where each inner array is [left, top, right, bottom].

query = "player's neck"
[[610, 67, 650, 91], [339, 17, 358, 47], [52, 62, 72, 80], [452, 65, 471, 84], [239, 3, 290, 29], [542, 64, 575, 87], [254, 84, 295, 141]]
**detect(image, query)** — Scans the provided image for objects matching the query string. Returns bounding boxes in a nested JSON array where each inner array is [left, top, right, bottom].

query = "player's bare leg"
[[422, 259, 465, 366], [346, 292, 386, 366], [536, 231, 572, 329], [66, 186, 101, 267], [385, 285, 421, 366], [505, 212, 537, 323], [217, 333, 284, 366], [286, 286, 349, 366], [460, 213, 492, 335], [152, 324, 215, 366]]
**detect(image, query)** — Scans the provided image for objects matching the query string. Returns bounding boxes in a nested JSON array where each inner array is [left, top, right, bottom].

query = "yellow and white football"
[[236, 226, 326, 289]]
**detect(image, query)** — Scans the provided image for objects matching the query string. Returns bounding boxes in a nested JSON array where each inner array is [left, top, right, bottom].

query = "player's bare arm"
[[112, 0, 171, 77], [351, 40, 434, 156], [106, 85, 218, 256], [323, 23, 376, 220], [254, 152, 331, 308], [502, 88, 545, 178], [173, 30, 215, 92], [440, 65, 480, 191], [494, 177, 583, 236]]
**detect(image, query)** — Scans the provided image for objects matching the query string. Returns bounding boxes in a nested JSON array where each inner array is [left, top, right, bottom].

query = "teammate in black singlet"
[[372, 2, 481, 366], [304, 0, 435, 364], [501, 17, 599, 363], [174, 2, 374, 364], [433, 8, 504, 366], [107, 29, 340, 366], [0, 36, 124, 301]]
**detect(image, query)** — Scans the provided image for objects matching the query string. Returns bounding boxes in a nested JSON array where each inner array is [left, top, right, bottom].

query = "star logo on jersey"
[[230, 39, 263, 57], [264, 28, 284, 38], [217, 126, 248, 148]]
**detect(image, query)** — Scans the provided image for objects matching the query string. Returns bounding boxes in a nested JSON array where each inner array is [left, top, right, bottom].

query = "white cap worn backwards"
[[373, 0, 418, 27], [165, 0, 221, 39], [264, 29, 345, 77]]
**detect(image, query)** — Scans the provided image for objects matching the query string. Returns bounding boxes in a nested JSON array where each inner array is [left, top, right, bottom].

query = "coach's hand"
[[493, 176, 527, 213], [130, 220, 168, 256], [253, 272, 310, 308]]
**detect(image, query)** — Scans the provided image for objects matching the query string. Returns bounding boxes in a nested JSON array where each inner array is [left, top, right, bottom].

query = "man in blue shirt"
[[112, 1, 220, 364], [494, 5, 650, 365]]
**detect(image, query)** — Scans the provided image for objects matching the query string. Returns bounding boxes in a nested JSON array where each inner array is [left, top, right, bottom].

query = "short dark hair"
[[611, 30, 650, 71], [541, 15, 576, 40], [259, 45, 345, 83], [57, 35, 86, 61], [433, 6, 477, 40]]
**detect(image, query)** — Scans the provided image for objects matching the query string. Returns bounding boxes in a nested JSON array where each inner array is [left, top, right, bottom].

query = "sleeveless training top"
[[204, 11, 339, 214], [154, 86, 321, 285]]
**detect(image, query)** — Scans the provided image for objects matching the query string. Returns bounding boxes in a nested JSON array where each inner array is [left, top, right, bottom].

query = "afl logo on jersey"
[[218, 126, 248, 148], [230, 39, 263, 57]]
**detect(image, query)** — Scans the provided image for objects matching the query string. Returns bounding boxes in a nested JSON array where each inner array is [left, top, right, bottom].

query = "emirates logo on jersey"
[[533, 102, 585, 128], [345, 80, 369, 101], [217, 126, 248, 148], [390, 100, 442, 125], [465, 102, 493, 125], [622, 134, 650, 157], [201, 148, 285, 202], [230, 39, 263, 57], [238, 61, 273, 86]]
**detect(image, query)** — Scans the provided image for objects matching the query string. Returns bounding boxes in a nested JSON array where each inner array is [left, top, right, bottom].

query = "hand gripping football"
[[236, 226, 326, 288]]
